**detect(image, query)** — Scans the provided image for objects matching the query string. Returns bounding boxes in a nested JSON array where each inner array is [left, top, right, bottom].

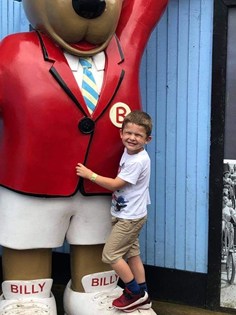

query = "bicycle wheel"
[[226, 251, 236, 284]]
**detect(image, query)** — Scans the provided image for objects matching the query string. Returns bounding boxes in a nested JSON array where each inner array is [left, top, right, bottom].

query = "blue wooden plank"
[[19, 2, 29, 32], [154, 9, 168, 267], [195, 0, 213, 273], [164, 0, 178, 269], [185, 0, 202, 271], [145, 31, 158, 265], [8, 0, 14, 34], [140, 50, 148, 262], [1, 0, 8, 38], [13, 0, 21, 33], [175, 0, 190, 270]]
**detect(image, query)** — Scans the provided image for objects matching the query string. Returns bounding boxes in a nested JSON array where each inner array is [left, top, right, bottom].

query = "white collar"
[[64, 51, 105, 71]]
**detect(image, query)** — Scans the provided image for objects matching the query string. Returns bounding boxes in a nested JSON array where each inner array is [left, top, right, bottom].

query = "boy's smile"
[[120, 123, 152, 155]]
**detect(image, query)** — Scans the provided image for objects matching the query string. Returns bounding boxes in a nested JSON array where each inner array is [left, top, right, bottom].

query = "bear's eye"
[[72, 0, 106, 19]]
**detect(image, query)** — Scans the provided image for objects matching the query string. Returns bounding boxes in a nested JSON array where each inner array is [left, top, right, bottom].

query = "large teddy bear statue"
[[0, 0, 168, 314]]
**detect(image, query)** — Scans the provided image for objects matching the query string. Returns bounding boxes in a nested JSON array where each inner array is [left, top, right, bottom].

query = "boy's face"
[[120, 122, 152, 155]]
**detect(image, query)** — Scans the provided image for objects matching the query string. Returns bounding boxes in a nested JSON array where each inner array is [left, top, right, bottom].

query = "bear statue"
[[0, 0, 168, 314]]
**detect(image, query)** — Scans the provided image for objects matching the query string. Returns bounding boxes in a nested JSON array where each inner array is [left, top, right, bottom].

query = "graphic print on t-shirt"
[[112, 193, 129, 212]]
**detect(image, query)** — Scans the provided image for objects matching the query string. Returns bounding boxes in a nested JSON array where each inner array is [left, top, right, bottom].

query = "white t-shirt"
[[111, 148, 151, 219]]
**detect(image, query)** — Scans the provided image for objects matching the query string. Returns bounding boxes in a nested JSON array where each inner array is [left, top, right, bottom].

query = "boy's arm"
[[76, 163, 127, 192]]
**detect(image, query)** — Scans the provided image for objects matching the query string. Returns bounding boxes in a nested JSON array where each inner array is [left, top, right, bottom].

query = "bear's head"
[[22, 0, 124, 56]]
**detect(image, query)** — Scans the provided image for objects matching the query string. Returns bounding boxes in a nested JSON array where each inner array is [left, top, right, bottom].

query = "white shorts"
[[0, 187, 112, 249]]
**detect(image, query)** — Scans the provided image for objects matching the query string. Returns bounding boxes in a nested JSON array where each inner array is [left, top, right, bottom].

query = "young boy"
[[76, 110, 152, 312]]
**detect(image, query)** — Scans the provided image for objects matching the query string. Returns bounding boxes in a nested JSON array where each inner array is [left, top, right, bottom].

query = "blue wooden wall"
[[140, 0, 213, 274], [0, 0, 28, 36], [0, 0, 214, 274]]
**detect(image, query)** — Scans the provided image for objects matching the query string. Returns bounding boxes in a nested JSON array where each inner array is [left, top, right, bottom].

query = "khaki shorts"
[[102, 215, 147, 264]]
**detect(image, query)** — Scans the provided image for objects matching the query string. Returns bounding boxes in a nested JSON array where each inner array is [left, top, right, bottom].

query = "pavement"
[[153, 301, 235, 315]]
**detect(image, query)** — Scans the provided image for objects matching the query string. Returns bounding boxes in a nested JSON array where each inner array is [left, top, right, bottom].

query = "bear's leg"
[[70, 244, 110, 292], [0, 247, 57, 314], [2, 247, 52, 280]]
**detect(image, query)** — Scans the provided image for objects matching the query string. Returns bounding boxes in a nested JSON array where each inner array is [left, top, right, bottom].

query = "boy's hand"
[[76, 163, 93, 180]]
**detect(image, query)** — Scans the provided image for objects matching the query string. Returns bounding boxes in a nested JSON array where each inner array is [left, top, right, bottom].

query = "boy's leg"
[[110, 257, 149, 310], [127, 255, 146, 285], [103, 216, 151, 311], [103, 216, 147, 286], [111, 258, 134, 284], [128, 255, 148, 292]]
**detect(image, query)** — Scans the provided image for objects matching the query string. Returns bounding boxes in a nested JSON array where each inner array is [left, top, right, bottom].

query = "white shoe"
[[64, 279, 122, 315], [63, 271, 157, 315], [0, 279, 57, 315]]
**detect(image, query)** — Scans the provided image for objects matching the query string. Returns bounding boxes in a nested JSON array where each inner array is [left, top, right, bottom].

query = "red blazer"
[[0, 0, 167, 196]]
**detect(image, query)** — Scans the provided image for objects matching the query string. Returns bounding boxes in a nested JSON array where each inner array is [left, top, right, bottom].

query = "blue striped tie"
[[79, 58, 98, 113]]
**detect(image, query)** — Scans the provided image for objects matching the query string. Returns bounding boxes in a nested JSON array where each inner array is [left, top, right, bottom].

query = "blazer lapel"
[[36, 32, 125, 119], [36, 31, 90, 116]]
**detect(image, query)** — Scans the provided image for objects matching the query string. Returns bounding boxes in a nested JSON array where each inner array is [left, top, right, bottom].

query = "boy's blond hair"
[[122, 110, 152, 137]]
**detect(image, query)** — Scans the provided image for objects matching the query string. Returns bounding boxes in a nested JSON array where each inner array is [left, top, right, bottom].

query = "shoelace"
[[123, 289, 133, 299], [0, 300, 50, 315], [92, 290, 121, 311], [122, 288, 144, 300]]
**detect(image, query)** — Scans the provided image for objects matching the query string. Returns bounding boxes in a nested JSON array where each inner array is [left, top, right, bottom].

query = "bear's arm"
[[116, 0, 168, 38], [116, 0, 168, 57]]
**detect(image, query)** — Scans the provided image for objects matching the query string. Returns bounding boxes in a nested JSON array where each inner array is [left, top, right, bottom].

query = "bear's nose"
[[72, 0, 106, 19]]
